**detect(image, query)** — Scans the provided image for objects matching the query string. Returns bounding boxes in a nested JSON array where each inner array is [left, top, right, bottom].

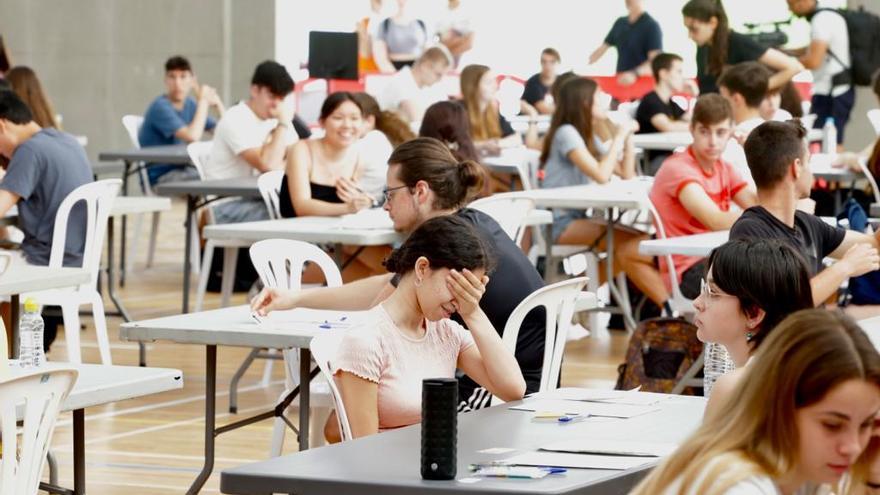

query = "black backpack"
[[815, 7, 880, 86]]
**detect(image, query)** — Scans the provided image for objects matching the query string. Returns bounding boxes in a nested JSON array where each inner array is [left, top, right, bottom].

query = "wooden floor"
[[43, 200, 629, 494]]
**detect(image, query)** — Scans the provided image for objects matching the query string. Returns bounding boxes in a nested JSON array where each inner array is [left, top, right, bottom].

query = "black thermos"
[[420, 377, 458, 480]]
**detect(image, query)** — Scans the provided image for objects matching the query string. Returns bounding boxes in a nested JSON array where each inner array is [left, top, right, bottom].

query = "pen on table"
[[557, 413, 591, 423], [251, 312, 263, 324]]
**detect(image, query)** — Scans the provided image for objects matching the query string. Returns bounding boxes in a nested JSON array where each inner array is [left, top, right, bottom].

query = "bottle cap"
[[23, 298, 39, 313]]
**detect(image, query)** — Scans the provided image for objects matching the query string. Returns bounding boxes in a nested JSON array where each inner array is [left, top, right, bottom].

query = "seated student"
[[419, 101, 479, 163], [253, 137, 547, 411], [540, 76, 670, 311], [371, 0, 431, 73], [333, 215, 526, 438], [6, 66, 60, 129], [759, 85, 794, 122], [649, 94, 756, 299], [460, 64, 537, 156], [730, 120, 880, 307], [694, 239, 813, 408], [718, 61, 772, 186], [208, 60, 297, 224], [632, 309, 880, 495], [520, 48, 560, 116], [377, 46, 450, 124], [351, 92, 415, 200], [139, 56, 225, 186], [635, 52, 690, 174]]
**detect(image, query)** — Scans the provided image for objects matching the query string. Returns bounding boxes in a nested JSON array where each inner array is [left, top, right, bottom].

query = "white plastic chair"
[[258, 170, 286, 220], [497, 76, 525, 119], [309, 330, 353, 442], [248, 239, 341, 455], [0, 367, 77, 495], [26, 179, 121, 364], [646, 199, 694, 316], [468, 195, 535, 245], [855, 156, 880, 205], [121, 115, 162, 270], [868, 109, 880, 137]]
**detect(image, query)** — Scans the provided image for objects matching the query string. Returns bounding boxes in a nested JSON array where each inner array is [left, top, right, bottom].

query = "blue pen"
[[557, 413, 591, 423]]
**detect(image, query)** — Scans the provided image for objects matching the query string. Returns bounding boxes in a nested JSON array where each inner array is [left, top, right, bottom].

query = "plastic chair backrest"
[[468, 195, 535, 245], [309, 330, 353, 441], [646, 198, 694, 314], [258, 170, 286, 220], [121, 115, 143, 149], [497, 77, 524, 119], [0, 367, 77, 495], [184, 141, 211, 179], [868, 109, 880, 137], [856, 156, 880, 205], [249, 239, 342, 291], [498, 277, 588, 400], [48, 179, 121, 290]]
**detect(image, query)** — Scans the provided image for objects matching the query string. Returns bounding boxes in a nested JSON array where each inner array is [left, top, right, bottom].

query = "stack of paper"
[[540, 438, 678, 457], [535, 388, 672, 406], [263, 308, 365, 331], [501, 451, 655, 470], [336, 208, 394, 230]]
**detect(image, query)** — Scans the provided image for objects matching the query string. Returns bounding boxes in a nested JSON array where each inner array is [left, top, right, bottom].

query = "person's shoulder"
[[641, 12, 661, 27], [525, 73, 542, 85], [730, 207, 773, 234], [144, 94, 172, 113], [722, 475, 779, 495], [555, 123, 581, 140], [457, 208, 502, 238]]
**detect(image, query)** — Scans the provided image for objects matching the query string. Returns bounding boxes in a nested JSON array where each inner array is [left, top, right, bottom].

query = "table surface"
[[510, 178, 652, 211], [98, 144, 191, 164], [810, 153, 862, 181], [110, 196, 172, 216], [154, 177, 261, 198], [0, 265, 90, 296], [220, 392, 706, 495]]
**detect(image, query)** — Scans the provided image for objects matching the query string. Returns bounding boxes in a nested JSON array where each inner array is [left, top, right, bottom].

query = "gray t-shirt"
[[0, 128, 93, 266], [375, 18, 429, 57]]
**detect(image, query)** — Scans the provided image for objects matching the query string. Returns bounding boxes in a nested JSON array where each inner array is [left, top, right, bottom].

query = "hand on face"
[[445, 269, 488, 318]]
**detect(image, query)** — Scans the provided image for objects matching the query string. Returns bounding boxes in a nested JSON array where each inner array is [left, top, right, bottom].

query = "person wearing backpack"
[[371, 0, 431, 73]]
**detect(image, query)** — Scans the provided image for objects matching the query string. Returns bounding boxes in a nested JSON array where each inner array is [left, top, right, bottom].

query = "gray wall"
[[0, 0, 276, 162]]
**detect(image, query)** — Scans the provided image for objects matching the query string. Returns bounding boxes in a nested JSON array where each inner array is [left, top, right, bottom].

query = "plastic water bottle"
[[822, 117, 837, 154], [18, 298, 45, 369], [703, 342, 736, 397]]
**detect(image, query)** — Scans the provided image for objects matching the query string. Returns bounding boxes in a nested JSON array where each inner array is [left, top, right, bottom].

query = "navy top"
[[604, 12, 663, 73], [279, 178, 342, 218]]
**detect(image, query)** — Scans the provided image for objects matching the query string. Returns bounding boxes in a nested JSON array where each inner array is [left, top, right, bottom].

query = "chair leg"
[[228, 348, 260, 414], [146, 211, 160, 269], [585, 253, 602, 338], [127, 212, 145, 273], [220, 246, 238, 308], [269, 400, 288, 457], [190, 211, 202, 276], [194, 241, 215, 313], [60, 303, 82, 363], [89, 292, 112, 365], [310, 407, 330, 448], [261, 348, 277, 387], [47, 450, 58, 485]]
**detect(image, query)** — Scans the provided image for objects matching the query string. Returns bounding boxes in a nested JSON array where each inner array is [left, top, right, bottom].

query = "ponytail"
[[682, 0, 730, 77]]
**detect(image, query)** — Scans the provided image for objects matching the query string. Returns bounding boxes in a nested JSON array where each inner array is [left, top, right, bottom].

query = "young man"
[[730, 120, 880, 306], [649, 94, 757, 299], [717, 61, 772, 185], [139, 55, 225, 185], [520, 48, 560, 116], [636, 53, 689, 134], [207, 60, 297, 224], [787, 0, 853, 148], [588, 0, 662, 86], [377, 46, 450, 123]]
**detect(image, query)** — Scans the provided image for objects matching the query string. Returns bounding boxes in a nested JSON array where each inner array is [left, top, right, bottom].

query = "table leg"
[[604, 209, 636, 331], [543, 223, 553, 283], [187, 345, 216, 495], [106, 216, 141, 365], [299, 348, 311, 451], [10, 294, 19, 359], [73, 409, 85, 495], [120, 161, 131, 288], [182, 195, 195, 313]]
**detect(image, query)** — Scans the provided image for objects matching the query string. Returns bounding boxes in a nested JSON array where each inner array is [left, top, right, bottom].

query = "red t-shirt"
[[648, 147, 748, 289]]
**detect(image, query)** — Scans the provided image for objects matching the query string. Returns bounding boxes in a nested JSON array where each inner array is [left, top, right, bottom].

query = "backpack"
[[615, 317, 704, 395], [814, 7, 880, 86], [837, 198, 880, 305]]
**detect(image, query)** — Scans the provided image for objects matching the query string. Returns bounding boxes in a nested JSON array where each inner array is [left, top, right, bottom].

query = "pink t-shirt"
[[649, 147, 747, 289], [333, 304, 476, 431]]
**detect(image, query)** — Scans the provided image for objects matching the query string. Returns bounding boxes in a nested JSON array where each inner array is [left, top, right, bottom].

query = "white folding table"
[[482, 147, 541, 190]]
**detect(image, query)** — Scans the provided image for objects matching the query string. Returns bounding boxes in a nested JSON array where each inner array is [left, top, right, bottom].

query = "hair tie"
[[445, 140, 460, 151]]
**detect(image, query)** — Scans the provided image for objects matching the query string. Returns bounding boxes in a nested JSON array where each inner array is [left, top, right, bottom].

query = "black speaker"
[[420, 378, 458, 480]]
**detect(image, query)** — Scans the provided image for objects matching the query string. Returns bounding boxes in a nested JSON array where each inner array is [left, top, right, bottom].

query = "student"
[[788, 0, 853, 148], [540, 77, 670, 310], [356, 0, 385, 74], [352, 92, 414, 199], [253, 137, 547, 409], [371, 0, 430, 73], [589, 0, 663, 86], [730, 120, 880, 307], [460, 64, 536, 155], [419, 100, 480, 163], [694, 239, 813, 410], [520, 48, 561, 116], [139, 56, 225, 185], [682, 0, 803, 95], [5, 66, 59, 129], [717, 61, 772, 184], [759, 86, 794, 122], [636, 53, 690, 134], [632, 308, 880, 495], [376, 46, 449, 124], [333, 215, 526, 438], [436, 0, 475, 68], [649, 94, 756, 299], [208, 60, 297, 224]]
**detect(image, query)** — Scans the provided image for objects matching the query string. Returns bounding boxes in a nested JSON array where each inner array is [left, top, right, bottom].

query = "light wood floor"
[[42, 200, 629, 494]]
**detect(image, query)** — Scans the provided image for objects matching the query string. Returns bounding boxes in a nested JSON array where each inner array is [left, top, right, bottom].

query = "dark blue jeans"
[[811, 87, 856, 144]]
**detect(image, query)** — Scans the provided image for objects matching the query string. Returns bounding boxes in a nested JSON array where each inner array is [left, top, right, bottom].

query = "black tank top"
[[279, 178, 342, 218]]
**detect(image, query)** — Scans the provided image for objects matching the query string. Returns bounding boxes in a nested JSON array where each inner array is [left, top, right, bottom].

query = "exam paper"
[[509, 399, 659, 418], [534, 388, 672, 406], [540, 438, 678, 457], [503, 451, 655, 470], [263, 308, 363, 330], [336, 208, 394, 230]]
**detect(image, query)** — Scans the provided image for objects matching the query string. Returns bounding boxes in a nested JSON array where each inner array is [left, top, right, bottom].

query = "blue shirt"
[[604, 13, 663, 73], [139, 95, 216, 183]]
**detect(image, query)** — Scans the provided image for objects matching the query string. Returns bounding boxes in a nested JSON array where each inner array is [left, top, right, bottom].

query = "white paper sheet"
[[335, 208, 394, 230], [509, 399, 658, 418], [540, 438, 678, 457], [503, 451, 655, 470], [534, 388, 672, 406], [263, 308, 363, 331]]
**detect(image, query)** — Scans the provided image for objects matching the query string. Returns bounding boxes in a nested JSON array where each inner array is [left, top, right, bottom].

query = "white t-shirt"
[[811, 10, 851, 96], [206, 102, 296, 181], [377, 66, 446, 122], [357, 129, 393, 199], [722, 117, 764, 189]]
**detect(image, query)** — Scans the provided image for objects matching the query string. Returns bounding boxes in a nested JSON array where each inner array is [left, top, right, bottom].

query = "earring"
[[745, 331, 754, 342]]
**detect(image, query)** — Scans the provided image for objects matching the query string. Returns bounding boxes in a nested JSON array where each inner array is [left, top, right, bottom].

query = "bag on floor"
[[615, 316, 703, 395]]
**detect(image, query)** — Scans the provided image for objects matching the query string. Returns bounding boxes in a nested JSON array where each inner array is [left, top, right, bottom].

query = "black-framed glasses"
[[382, 185, 409, 203]]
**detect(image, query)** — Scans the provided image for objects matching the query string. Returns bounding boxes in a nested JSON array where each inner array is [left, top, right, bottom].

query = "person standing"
[[589, 0, 663, 86]]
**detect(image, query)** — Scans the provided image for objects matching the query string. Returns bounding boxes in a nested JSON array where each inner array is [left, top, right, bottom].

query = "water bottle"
[[703, 342, 735, 397], [18, 298, 45, 369], [822, 117, 837, 154]]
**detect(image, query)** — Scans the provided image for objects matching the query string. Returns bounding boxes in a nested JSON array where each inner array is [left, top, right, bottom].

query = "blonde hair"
[[459, 64, 501, 141], [6, 66, 59, 129], [632, 309, 880, 495]]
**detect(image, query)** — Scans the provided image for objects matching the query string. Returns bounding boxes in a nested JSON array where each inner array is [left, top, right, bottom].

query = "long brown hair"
[[460, 64, 501, 141], [540, 77, 598, 166], [419, 101, 479, 163], [683, 0, 730, 78], [6, 66, 59, 129], [388, 137, 483, 210], [351, 92, 414, 147], [632, 309, 880, 495]]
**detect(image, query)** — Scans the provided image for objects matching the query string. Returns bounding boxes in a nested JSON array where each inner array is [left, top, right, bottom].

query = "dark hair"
[[692, 93, 732, 127], [419, 101, 479, 162], [778, 81, 804, 118], [682, 0, 730, 78], [0, 90, 33, 124], [541, 47, 561, 62], [542, 77, 598, 166], [0, 35, 11, 74], [743, 120, 807, 189], [0, 79, 9, 92], [550, 71, 580, 104], [383, 215, 495, 275], [388, 137, 484, 210], [318, 92, 362, 122], [251, 60, 295, 97], [718, 62, 771, 108], [651, 53, 683, 81], [352, 92, 415, 147], [5, 66, 58, 129], [165, 55, 192, 73], [708, 239, 814, 349]]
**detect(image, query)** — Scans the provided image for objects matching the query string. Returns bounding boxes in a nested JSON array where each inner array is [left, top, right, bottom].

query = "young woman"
[[419, 100, 480, 163], [350, 92, 414, 199], [632, 309, 880, 495], [540, 76, 670, 310], [371, 0, 429, 73], [460, 64, 538, 154], [332, 215, 526, 438], [694, 239, 814, 408], [682, 0, 803, 95], [6, 66, 60, 129]]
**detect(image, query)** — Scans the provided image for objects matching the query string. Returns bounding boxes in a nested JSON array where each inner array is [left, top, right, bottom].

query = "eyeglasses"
[[700, 278, 735, 305], [382, 185, 410, 203]]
